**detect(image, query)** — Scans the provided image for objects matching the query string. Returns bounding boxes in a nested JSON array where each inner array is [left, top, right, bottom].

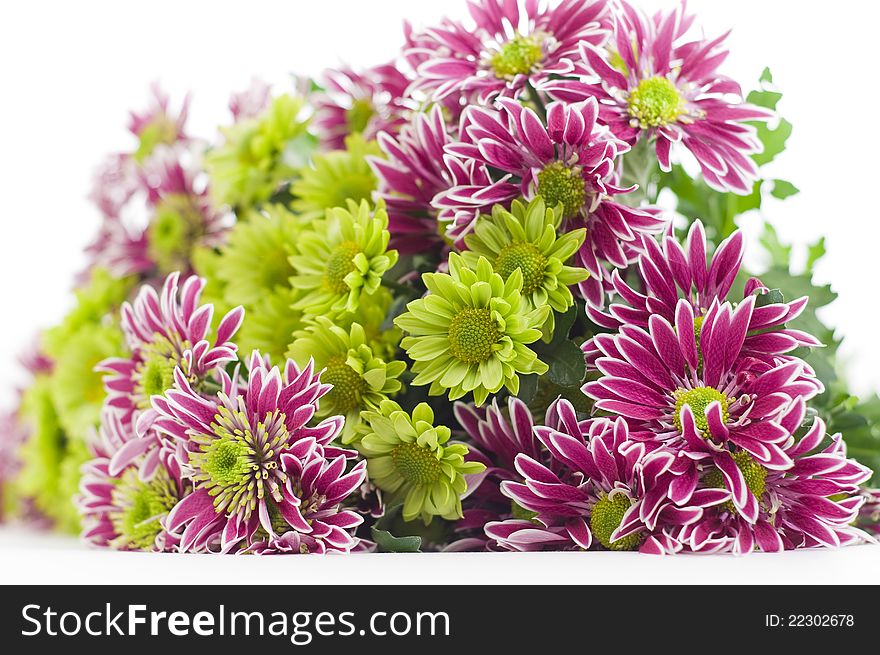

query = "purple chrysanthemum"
[[583, 220, 821, 363], [405, 0, 609, 105], [584, 297, 825, 521], [675, 400, 873, 554], [128, 83, 190, 155], [78, 410, 187, 552], [313, 64, 411, 151], [858, 488, 880, 538], [441, 96, 665, 304], [99, 273, 244, 477], [542, 2, 770, 193], [155, 353, 349, 553], [486, 402, 726, 552], [229, 78, 271, 123]]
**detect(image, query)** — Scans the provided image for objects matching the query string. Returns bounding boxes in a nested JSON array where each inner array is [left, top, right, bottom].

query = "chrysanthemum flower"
[[229, 78, 271, 123], [244, 442, 367, 554], [461, 197, 588, 334], [290, 134, 380, 220], [405, 0, 609, 104], [312, 64, 410, 151], [78, 410, 186, 551], [355, 400, 485, 523], [155, 353, 346, 552], [542, 2, 771, 193], [289, 199, 399, 316], [370, 107, 488, 253], [584, 220, 821, 363], [236, 289, 304, 366], [858, 488, 880, 538], [129, 84, 190, 163], [99, 273, 244, 476], [441, 97, 665, 305], [488, 404, 725, 552], [675, 400, 873, 554], [395, 254, 549, 405], [287, 316, 406, 439], [335, 286, 402, 363], [584, 297, 825, 521], [206, 94, 311, 209]]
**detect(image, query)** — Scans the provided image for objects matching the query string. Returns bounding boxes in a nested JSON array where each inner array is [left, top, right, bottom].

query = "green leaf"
[[543, 340, 587, 388], [806, 237, 826, 270], [770, 179, 799, 200], [755, 288, 784, 308], [751, 117, 792, 167], [549, 304, 578, 347], [371, 506, 422, 553], [516, 371, 539, 404], [759, 223, 792, 267]]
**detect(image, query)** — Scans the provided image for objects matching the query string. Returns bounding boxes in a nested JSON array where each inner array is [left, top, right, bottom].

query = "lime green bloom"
[[290, 134, 380, 220], [335, 285, 401, 362], [147, 193, 218, 276], [462, 198, 588, 336], [191, 245, 235, 321], [215, 204, 301, 307], [289, 199, 398, 316], [288, 316, 406, 439], [356, 400, 484, 524], [48, 324, 125, 441], [395, 254, 549, 406], [237, 288, 304, 364], [206, 94, 313, 209], [43, 268, 134, 358]]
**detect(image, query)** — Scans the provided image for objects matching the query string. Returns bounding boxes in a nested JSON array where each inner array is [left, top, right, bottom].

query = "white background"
[[1, 0, 879, 580]]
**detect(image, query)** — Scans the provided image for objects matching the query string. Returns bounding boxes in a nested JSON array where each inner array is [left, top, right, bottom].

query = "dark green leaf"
[[371, 506, 422, 553], [544, 340, 587, 388], [755, 288, 784, 307]]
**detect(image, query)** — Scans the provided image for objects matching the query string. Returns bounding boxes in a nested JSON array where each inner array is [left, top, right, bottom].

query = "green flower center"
[[111, 468, 178, 550], [536, 162, 586, 219], [346, 98, 375, 135], [494, 241, 548, 295], [323, 354, 367, 414], [139, 354, 176, 402], [148, 194, 204, 275], [448, 308, 500, 364], [391, 442, 442, 486], [590, 492, 640, 551], [324, 240, 361, 294], [627, 76, 684, 128], [491, 35, 544, 79], [673, 386, 729, 435], [705, 450, 768, 512], [191, 407, 290, 518], [135, 116, 178, 162]]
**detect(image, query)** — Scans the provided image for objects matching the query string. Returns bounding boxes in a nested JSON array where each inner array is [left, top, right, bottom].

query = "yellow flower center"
[[324, 240, 361, 294], [448, 308, 500, 364], [627, 76, 684, 128], [590, 492, 640, 551], [491, 35, 544, 79], [494, 241, 548, 295], [672, 386, 730, 434], [536, 162, 586, 219], [391, 442, 442, 486], [322, 354, 367, 414]]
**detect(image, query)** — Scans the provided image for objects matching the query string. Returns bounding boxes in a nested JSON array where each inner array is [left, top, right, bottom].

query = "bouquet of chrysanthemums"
[[2, 0, 879, 555]]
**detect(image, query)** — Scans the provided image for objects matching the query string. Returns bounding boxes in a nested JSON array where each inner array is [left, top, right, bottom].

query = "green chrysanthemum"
[[206, 94, 313, 209], [395, 254, 549, 406], [335, 285, 402, 362], [215, 204, 301, 307], [55, 438, 91, 534], [462, 198, 588, 337], [236, 288, 305, 365], [289, 199, 398, 316], [146, 193, 212, 275], [288, 316, 406, 439], [191, 245, 235, 322], [48, 324, 125, 441], [356, 400, 485, 524], [291, 134, 380, 220]]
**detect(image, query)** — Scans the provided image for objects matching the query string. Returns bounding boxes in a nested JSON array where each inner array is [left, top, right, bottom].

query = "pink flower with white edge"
[[487, 403, 725, 553], [313, 64, 411, 151], [542, 1, 771, 194], [128, 83, 190, 160], [676, 399, 873, 554], [156, 353, 349, 553], [439, 96, 665, 305], [405, 0, 609, 106], [98, 272, 243, 478]]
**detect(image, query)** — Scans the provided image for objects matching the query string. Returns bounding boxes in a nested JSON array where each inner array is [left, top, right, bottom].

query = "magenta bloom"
[[313, 64, 410, 151], [441, 96, 665, 304], [78, 410, 187, 552], [405, 0, 608, 105], [543, 2, 770, 193], [487, 404, 726, 553], [99, 273, 243, 477], [858, 488, 880, 538], [676, 400, 873, 554], [584, 220, 821, 363], [229, 78, 271, 123], [156, 353, 348, 553], [371, 107, 492, 253], [128, 83, 190, 151], [584, 297, 825, 521]]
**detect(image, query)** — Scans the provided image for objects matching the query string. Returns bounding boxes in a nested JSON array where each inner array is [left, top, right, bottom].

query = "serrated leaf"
[[751, 117, 792, 167], [771, 179, 799, 200], [759, 223, 792, 267]]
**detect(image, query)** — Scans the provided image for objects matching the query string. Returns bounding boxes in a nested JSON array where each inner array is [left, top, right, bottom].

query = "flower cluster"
[[3, 0, 877, 556]]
